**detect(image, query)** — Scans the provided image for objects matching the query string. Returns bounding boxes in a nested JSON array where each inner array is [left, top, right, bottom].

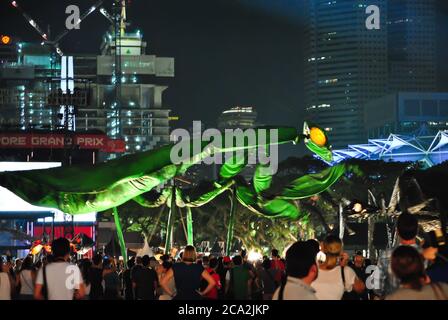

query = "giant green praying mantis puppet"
[[0, 122, 361, 257]]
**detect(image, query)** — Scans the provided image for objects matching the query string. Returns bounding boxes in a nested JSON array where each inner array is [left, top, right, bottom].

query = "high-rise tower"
[[304, 0, 388, 148], [387, 0, 437, 92]]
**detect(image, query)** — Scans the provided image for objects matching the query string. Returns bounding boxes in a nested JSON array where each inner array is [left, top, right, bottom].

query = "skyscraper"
[[304, 0, 388, 148], [0, 5, 174, 160], [217, 106, 258, 130], [217, 106, 258, 181], [387, 0, 437, 92], [0, 42, 55, 131], [92, 27, 174, 153]]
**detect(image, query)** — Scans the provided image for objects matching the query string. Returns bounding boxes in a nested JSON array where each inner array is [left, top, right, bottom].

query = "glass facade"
[[304, 0, 437, 148], [0, 33, 174, 158], [218, 106, 258, 130], [0, 43, 56, 131], [388, 0, 437, 92], [365, 92, 448, 139], [304, 0, 388, 148]]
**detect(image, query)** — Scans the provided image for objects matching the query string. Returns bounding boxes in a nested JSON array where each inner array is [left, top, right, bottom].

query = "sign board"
[[97, 55, 174, 77], [0, 133, 125, 152]]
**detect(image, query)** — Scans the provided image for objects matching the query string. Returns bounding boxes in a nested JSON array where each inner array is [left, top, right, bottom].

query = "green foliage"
[[101, 199, 166, 246]]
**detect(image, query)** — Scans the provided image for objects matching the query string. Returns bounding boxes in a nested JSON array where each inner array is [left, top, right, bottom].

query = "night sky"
[[1, 0, 448, 158]]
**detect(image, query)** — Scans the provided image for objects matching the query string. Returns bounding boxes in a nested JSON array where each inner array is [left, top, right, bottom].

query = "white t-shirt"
[[311, 266, 357, 300], [36, 262, 83, 300], [0, 273, 11, 300], [19, 270, 34, 295]]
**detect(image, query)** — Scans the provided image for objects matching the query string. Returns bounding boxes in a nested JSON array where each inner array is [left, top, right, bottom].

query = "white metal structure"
[[330, 131, 448, 168]]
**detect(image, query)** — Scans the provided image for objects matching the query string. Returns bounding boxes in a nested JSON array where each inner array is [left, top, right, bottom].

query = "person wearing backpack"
[[15, 255, 36, 300], [272, 241, 319, 300], [34, 237, 85, 300], [311, 235, 365, 300]]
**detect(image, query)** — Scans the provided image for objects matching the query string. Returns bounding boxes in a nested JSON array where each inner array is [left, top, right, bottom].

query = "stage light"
[[30, 244, 43, 255], [247, 250, 262, 262]]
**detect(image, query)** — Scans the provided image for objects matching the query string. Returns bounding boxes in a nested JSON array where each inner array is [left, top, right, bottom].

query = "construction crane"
[[101, 0, 128, 36], [99, 0, 129, 139], [11, 0, 105, 57], [11, 0, 130, 135], [11, 0, 132, 160], [112, 0, 126, 139]]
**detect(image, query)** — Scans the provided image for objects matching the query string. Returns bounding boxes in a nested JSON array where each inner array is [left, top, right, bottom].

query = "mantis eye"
[[309, 127, 327, 147]]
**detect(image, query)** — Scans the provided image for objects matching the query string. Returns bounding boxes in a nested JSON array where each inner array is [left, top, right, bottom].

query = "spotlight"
[[247, 250, 262, 262]]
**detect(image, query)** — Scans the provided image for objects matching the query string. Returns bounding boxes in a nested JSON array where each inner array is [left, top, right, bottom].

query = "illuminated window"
[[318, 79, 338, 85]]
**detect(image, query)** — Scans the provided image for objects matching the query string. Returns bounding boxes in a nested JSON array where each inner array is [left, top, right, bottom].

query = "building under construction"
[[0, 0, 174, 162]]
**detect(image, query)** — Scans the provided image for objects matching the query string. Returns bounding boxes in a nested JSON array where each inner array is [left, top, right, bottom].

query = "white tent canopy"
[[0, 185, 60, 213], [135, 236, 154, 257], [0, 162, 96, 222]]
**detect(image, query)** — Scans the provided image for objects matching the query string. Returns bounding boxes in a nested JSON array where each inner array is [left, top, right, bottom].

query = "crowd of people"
[[0, 212, 447, 300], [274, 212, 448, 300]]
